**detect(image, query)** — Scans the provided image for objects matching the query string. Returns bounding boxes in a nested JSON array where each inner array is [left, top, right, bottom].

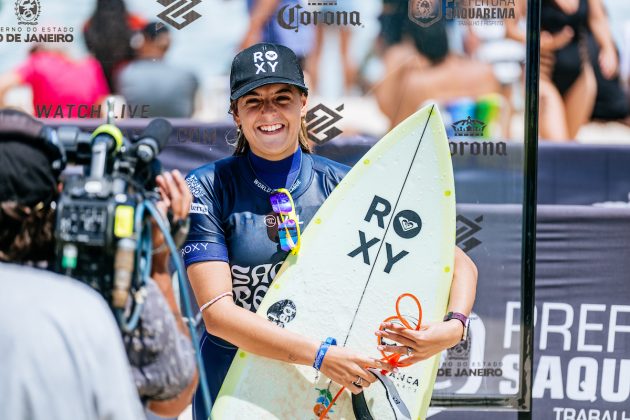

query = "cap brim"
[[231, 77, 308, 101]]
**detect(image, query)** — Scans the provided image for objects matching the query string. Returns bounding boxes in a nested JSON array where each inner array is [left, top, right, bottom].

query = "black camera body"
[[55, 176, 134, 301], [51, 118, 171, 316], [0, 108, 171, 322]]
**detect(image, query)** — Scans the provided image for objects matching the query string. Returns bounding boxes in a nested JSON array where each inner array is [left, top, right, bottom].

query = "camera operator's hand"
[[147, 169, 198, 417], [152, 170, 192, 273]]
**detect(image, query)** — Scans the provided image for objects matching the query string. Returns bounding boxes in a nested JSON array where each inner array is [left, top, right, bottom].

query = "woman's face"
[[233, 83, 307, 161]]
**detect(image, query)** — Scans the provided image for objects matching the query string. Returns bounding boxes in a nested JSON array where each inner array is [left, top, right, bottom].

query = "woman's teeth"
[[259, 124, 283, 132]]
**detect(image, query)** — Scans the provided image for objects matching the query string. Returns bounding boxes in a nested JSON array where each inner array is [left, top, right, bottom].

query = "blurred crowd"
[[0, 0, 629, 141]]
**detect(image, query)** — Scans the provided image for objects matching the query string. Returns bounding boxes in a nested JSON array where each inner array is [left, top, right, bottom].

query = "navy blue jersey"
[[183, 152, 349, 312], [186, 151, 349, 419]]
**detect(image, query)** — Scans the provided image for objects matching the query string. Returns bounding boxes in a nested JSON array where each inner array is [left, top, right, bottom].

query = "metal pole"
[[519, 0, 541, 418]]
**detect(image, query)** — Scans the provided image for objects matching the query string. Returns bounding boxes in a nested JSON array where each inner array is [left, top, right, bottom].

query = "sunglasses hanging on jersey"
[[269, 188, 301, 255]]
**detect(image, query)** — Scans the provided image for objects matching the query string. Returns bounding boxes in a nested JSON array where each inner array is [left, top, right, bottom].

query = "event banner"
[[431, 204, 630, 420]]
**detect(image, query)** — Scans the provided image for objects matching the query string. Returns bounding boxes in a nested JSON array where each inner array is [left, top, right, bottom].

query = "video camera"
[[50, 101, 175, 330], [0, 105, 212, 413], [0, 101, 172, 330]]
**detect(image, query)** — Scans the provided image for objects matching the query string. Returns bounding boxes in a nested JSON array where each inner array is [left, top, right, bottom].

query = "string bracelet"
[[199, 292, 232, 313]]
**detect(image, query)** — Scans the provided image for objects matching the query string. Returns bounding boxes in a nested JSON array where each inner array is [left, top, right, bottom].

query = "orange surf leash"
[[317, 293, 422, 420]]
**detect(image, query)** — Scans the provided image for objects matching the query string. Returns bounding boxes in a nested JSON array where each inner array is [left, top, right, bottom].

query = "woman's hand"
[[598, 47, 618, 79], [319, 347, 391, 394], [375, 320, 464, 364], [540, 27, 574, 53]]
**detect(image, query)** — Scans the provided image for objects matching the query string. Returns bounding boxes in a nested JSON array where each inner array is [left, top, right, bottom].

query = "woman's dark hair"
[[84, 0, 134, 91], [0, 201, 57, 264], [228, 93, 313, 156]]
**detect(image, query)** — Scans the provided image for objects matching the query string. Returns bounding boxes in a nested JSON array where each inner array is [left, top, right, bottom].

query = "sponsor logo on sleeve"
[[185, 175, 205, 198], [190, 202, 209, 215]]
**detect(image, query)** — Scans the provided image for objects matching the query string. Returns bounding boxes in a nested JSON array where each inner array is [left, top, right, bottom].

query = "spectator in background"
[[590, 5, 629, 123], [0, 45, 109, 118], [591, 45, 629, 122], [116, 22, 199, 118], [240, 0, 314, 65], [506, 0, 618, 140], [305, 1, 356, 95], [84, 0, 146, 92], [373, 0, 500, 128]]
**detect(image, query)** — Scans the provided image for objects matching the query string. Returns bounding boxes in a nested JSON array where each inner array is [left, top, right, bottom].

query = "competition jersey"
[[183, 151, 349, 312]]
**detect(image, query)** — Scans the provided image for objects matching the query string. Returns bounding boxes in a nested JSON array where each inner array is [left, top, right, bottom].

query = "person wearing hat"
[[185, 43, 478, 419], [0, 109, 198, 418], [0, 114, 143, 420]]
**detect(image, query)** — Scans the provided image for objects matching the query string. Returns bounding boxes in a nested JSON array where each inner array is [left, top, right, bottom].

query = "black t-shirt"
[[183, 153, 349, 311]]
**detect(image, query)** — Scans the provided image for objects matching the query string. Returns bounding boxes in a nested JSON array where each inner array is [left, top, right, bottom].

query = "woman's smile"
[[257, 123, 286, 134]]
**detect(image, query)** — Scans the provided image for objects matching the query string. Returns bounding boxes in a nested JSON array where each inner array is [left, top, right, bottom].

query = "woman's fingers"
[[377, 323, 422, 340], [345, 367, 375, 393], [377, 344, 409, 355], [357, 367, 377, 385], [368, 357, 393, 372], [346, 381, 364, 395], [375, 329, 416, 348]]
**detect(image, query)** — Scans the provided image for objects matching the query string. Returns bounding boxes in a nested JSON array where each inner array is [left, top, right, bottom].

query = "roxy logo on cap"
[[253, 50, 279, 75]]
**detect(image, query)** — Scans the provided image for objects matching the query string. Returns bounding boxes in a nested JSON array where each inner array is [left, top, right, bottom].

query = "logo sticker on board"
[[348, 195, 418, 274], [266, 299, 297, 328], [394, 210, 422, 239]]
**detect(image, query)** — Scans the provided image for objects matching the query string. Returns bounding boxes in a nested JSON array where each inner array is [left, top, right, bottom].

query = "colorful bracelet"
[[313, 337, 337, 371]]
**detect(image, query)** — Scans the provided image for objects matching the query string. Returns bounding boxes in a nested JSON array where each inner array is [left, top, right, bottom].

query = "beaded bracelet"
[[313, 337, 337, 371]]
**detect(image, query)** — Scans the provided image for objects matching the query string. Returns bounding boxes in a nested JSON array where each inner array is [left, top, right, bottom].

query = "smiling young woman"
[[231, 84, 309, 160], [184, 43, 478, 420]]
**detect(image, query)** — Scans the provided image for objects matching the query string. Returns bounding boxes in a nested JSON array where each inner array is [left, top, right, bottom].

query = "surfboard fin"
[[351, 369, 412, 420]]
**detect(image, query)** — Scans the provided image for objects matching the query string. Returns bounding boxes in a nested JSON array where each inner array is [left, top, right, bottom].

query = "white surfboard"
[[213, 105, 455, 420]]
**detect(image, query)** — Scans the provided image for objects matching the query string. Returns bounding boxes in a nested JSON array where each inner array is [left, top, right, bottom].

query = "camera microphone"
[[134, 118, 172, 163], [89, 124, 124, 179]]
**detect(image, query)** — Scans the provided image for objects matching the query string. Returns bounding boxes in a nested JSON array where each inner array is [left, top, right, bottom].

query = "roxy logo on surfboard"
[[347, 195, 422, 273]]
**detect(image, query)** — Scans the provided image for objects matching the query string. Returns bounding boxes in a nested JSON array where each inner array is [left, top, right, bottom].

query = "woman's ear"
[[232, 103, 241, 126]]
